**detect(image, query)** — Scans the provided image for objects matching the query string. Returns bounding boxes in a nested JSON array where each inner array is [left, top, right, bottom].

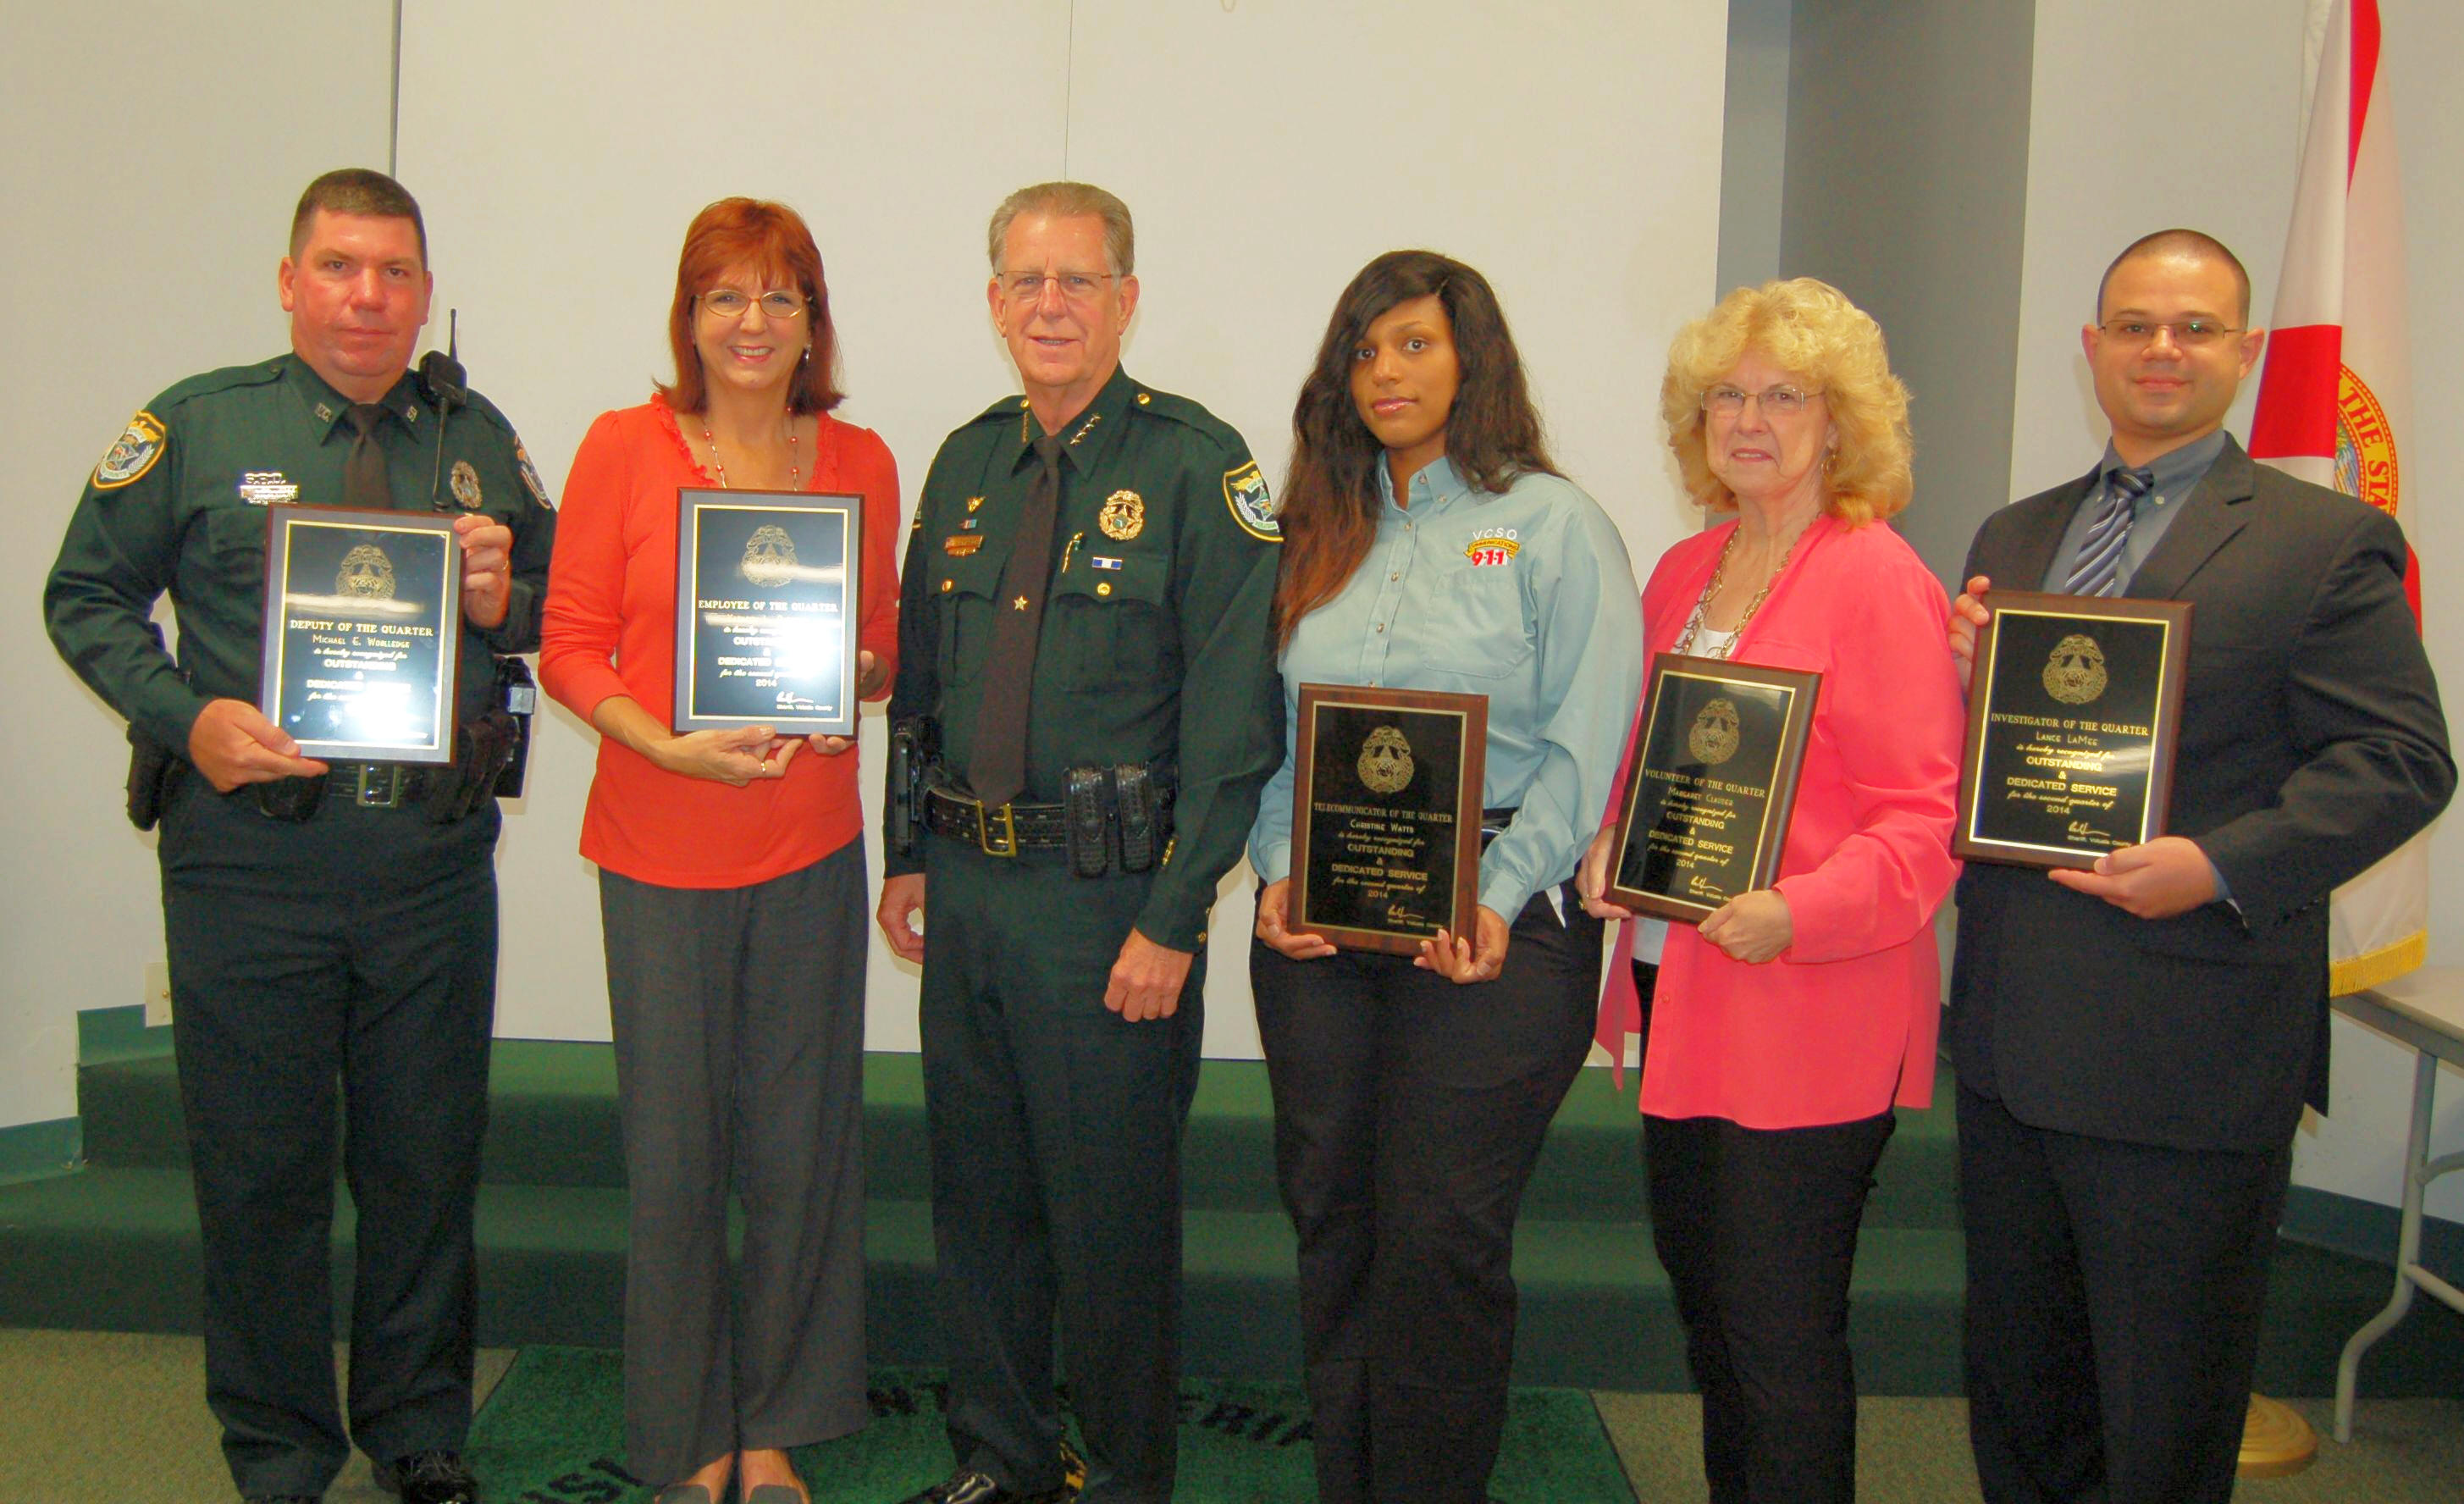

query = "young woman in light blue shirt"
[[1246, 249, 1644, 1504]]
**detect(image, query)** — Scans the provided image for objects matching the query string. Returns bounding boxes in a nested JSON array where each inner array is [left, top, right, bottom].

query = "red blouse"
[[540, 395, 900, 887]]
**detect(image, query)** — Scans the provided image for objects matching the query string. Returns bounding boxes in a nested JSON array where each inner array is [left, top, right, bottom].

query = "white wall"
[[1, 2, 395, 1131], [393, 0, 1727, 1055], [2014, 0, 2464, 1222], [0, 1, 1728, 1131]]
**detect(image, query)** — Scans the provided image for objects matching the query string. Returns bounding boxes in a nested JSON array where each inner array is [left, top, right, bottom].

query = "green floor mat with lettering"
[[469, 1346, 1636, 1503]]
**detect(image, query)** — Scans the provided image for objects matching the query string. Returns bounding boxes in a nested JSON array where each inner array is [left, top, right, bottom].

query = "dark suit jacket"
[[1947, 436, 2452, 1153]]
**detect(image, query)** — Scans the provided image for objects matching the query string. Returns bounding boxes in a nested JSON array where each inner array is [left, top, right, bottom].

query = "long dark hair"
[[1273, 250, 1556, 646]]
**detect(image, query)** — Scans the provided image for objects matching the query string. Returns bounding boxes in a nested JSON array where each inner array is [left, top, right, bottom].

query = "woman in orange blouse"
[[539, 198, 899, 1504]]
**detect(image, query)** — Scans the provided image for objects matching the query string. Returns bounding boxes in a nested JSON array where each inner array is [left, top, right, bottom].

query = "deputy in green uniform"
[[876, 181, 1282, 1504], [43, 169, 553, 1504]]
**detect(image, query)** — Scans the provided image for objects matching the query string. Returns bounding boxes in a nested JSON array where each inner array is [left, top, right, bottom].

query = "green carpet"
[[468, 1347, 1637, 1503]]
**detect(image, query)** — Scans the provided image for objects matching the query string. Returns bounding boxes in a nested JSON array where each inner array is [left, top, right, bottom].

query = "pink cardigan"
[[1594, 514, 1964, 1128]]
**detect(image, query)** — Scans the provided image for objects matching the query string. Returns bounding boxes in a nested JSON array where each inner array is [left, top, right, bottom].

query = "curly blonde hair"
[[1660, 278, 1913, 524]]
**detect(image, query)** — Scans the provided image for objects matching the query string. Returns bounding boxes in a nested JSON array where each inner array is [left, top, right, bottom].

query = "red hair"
[[659, 197, 845, 415]]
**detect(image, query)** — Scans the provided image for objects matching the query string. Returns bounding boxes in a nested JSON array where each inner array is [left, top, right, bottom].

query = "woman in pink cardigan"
[[1577, 279, 1964, 1504]]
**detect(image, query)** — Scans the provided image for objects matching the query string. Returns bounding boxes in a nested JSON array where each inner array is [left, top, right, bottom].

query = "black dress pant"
[[1644, 1108, 1895, 1504], [159, 780, 499, 1500], [1957, 1085, 2292, 1504], [1251, 885, 1601, 1504]]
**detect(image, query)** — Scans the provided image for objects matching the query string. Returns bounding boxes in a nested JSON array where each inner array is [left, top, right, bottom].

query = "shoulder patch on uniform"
[[1224, 461, 1279, 541], [513, 440, 553, 509], [94, 412, 167, 490]]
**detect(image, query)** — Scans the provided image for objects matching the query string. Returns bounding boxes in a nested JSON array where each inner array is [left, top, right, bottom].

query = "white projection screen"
[[395, 0, 1729, 1053]]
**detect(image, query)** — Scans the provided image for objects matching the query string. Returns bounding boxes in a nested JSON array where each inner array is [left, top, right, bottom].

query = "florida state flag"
[[2248, 0, 2425, 994]]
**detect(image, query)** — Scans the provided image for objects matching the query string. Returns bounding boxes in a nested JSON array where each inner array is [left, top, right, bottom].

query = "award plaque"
[[257, 506, 462, 764], [1290, 683, 1488, 955], [1606, 655, 1819, 923], [673, 488, 863, 738], [1955, 589, 2189, 868]]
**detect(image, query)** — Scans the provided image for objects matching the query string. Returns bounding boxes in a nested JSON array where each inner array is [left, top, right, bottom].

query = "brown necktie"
[[343, 403, 395, 510], [966, 434, 1065, 809]]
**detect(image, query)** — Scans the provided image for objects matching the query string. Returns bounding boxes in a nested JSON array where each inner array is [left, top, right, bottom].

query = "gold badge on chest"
[[449, 459, 483, 510], [1099, 489, 1145, 541]]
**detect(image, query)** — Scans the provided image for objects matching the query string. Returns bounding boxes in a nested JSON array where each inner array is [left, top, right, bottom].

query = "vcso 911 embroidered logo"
[[1465, 528, 1521, 567]]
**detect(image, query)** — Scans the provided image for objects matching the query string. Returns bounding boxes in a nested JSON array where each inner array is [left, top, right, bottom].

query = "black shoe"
[[242, 1496, 322, 1502], [894, 1468, 1075, 1504], [374, 1450, 480, 1504]]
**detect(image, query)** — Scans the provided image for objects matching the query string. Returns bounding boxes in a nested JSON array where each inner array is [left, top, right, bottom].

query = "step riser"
[[3, 1219, 2453, 1397], [79, 1056, 1965, 1227]]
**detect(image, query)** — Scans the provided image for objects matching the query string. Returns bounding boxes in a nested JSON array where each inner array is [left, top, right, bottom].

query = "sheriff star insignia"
[[1014, 595, 1030, 611]]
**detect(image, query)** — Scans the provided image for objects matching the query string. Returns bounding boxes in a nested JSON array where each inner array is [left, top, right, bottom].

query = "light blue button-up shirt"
[[1247, 456, 1645, 920]]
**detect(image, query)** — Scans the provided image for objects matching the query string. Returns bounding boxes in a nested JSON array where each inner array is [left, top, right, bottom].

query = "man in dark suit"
[[1945, 229, 2452, 1504]]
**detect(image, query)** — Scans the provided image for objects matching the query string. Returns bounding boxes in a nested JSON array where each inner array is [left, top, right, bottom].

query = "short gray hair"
[[986, 181, 1135, 277]]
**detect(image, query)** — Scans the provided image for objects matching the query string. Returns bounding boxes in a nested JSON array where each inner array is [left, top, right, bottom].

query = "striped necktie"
[[2064, 465, 2152, 597]]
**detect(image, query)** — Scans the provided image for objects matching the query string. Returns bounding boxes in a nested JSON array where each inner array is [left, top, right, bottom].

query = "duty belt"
[[923, 763, 1174, 874], [323, 762, 437, 810], [924, 784, 1069, 854]]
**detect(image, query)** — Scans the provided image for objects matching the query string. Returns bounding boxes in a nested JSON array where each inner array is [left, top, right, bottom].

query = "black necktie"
[[2065, 465, 2152, 597], [966, 434, 1066, 809], [343, 403, 395, 511]]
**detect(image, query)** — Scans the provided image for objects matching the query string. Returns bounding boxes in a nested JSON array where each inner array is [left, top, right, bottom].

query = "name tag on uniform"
[[944, 534, 984, 556], [237, 471, 301, 506]]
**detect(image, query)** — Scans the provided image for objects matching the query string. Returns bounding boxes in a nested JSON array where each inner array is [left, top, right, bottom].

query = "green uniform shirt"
[[887, 365, 1284, 950], [45, 353, 555, 754]]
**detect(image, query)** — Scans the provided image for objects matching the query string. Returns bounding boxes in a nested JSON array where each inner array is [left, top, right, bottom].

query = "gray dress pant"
[[599, 842, 870, 1485]]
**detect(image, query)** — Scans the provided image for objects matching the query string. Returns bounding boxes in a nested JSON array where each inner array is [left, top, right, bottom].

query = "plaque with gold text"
[[257, 506, 462, 765], [673, 488, 863, 738], [1606, 655, 1818, 922], [1291, 683, 1488, 955], [1954, 589, 2188, 868]]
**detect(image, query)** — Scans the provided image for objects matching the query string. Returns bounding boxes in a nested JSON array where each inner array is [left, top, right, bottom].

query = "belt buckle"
[[354, 764, 405, 809], [975, 800, 1018, 858]]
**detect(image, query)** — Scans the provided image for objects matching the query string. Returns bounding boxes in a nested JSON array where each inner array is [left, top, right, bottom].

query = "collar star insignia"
[[966, 495, 985, 512], [1014, 595, 1030, 611]]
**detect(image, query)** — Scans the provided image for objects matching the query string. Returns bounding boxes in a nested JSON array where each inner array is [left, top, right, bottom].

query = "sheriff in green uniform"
[[42, 170, 551, 1504], [876, 182, 1282, 1504]]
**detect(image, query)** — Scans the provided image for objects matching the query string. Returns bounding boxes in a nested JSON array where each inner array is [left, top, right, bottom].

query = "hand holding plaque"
[[1605, 654, 1819, 922], [673, 488, 863, 738], [257, 506, 463, 764], [1953, 589, 2189, 868], [1290, 683, 1487, 955]]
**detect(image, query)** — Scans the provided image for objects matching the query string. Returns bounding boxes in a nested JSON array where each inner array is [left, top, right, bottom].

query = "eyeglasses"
[[1703, 384, 1822, 417], [998, 270, 1117, 304], [699, 289, 807, 320], [2097, 318, 2242, 349]]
